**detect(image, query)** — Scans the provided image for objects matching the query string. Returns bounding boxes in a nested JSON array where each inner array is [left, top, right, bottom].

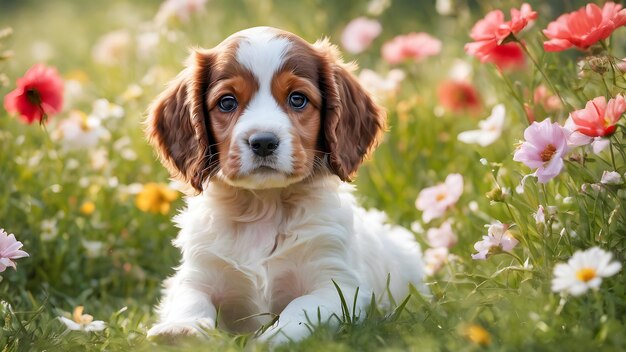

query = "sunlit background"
[[1, 0, 625, 350]]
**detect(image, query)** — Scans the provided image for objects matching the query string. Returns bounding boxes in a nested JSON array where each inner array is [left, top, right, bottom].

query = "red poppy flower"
[[437, 80, 481, 113], [487, 42, 525, 70], [4, 64, 64, 124]]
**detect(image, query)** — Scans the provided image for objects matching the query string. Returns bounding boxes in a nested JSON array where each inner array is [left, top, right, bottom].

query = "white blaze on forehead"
[[236, 27, 290, 87], [232, 27, 295, 180]]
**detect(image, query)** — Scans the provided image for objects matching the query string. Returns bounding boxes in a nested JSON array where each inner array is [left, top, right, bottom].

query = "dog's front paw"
[[257, 321, 310, 347], [147, 318, 214, 344]]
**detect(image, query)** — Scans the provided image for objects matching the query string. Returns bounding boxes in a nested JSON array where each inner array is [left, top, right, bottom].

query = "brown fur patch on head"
[[271, 36, 324, 180], [205, 38, 259, 180], [144, 49, 216, 193], [313, 39, 386, 181], [145, 38, 260, 192]]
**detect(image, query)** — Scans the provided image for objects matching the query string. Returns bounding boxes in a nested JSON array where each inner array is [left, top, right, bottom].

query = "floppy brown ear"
[[145, 49, 216, 192], [315, 40, 386, 181]]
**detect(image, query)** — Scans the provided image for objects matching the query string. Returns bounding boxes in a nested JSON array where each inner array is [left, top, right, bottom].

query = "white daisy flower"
[[54, 110, 110, 150], [457, 104, 506, 147], [552, 247, 622, 296], [600, 171, 623, 185], [534, 205, 545, 224], [58, 306, 106, 332]]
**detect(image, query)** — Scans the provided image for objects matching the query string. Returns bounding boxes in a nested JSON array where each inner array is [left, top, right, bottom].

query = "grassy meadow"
[[1, 0, 625, 350]]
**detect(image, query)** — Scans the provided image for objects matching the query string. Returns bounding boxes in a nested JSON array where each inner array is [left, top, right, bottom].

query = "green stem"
[[498, 69, 531, 125], [517, 39, 572, 109], [501, 250, 525, 266], [600, 39, 618, 88]]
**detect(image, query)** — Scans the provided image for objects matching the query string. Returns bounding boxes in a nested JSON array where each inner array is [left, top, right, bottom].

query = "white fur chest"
[[169, 177, 355, 332]]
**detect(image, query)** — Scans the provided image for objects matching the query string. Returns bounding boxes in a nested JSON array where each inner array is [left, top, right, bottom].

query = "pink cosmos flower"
[[507, 3, 538, 33], [464, 4, 537, 65], [426, 221, 457, 248], [341, 17, 382, 54], [472, 222, 518, 260], [543, 2, 626, 52], [415, 173, 463, 223], [381, 32, 442, 65], [533, 85, 562, 112], [513, 119, 569, 183], [4, 64, 64, 124], [0, 229, 29, 272], [569, 95, 626, 137]]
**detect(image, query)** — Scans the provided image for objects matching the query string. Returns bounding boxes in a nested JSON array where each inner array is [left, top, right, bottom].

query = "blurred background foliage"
[[1, 0, 625, 351]]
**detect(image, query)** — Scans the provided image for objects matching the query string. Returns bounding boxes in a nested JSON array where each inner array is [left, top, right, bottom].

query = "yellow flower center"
[[72, 306, 94, 325], [540, 144, 556, 162], [576, 267, 597, 282], [436, 193, 446, 201]]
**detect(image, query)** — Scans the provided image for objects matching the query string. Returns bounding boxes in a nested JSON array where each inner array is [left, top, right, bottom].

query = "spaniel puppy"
[[145, 26, 427, 345]]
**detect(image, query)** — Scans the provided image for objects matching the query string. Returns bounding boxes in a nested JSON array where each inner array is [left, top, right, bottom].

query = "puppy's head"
[[146, 26, 385, 192]]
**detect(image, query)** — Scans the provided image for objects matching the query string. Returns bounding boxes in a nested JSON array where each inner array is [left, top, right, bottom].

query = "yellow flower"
[[64, 69, 90, 83], [464, 324, 491, 346], [135, 183, 178, 215], [80, 201, 96, 215], [58, 306, 106, 332]]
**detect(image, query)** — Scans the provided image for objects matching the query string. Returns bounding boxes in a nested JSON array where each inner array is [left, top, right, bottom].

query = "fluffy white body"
[[149, 176, 427, 344], [145, 27, 428, 345]]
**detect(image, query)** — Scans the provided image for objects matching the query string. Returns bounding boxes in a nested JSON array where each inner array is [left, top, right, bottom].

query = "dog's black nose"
[[248, 132, 280, 157]]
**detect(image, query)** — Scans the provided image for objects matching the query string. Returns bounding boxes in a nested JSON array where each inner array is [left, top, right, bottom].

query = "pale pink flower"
[[533, 85, 562, 112], [424, 247, 449, 276], [426, 221, 457, 248], [0, 229, 29, 272], [415, 174, 463, 223], [552, 247, 621, 296], [472, 222, 518, 260], [382, 32, 442, 65], [155, 0, 208, 26], [91, 30, 132, 66], [341, 17, 382, 54], [513, 119, 569, 183]]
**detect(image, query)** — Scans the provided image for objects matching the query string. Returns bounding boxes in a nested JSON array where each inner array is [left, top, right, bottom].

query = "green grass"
[[1, 0, 626, 351]]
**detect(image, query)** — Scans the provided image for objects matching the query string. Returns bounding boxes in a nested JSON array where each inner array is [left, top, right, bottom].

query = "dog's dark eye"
[[288, 92, 308, 110], [218, 95, 238, 112]]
